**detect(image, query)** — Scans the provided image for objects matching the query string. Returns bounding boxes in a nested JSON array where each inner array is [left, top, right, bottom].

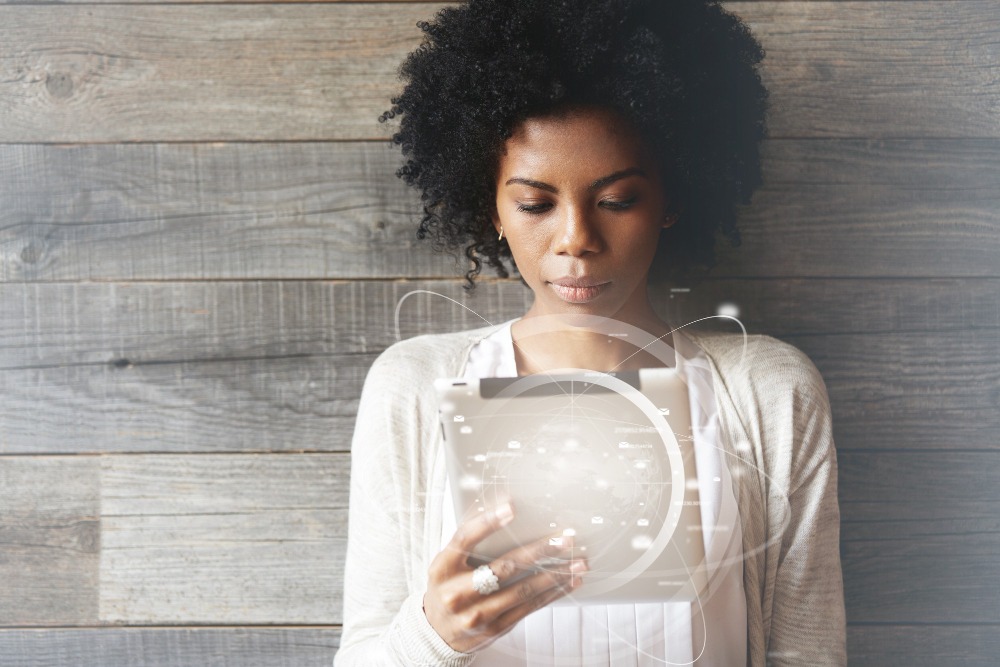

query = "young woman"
[[335, 1, 846, 665]]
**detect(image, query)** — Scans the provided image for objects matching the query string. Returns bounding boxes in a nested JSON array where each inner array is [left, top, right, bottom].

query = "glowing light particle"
[[717, 301, 740, 319], [631, 534, 653, 550], [459, 475, 481, 491]]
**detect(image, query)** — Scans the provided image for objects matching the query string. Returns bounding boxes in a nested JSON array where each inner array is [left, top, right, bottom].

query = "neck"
[[510, 307, 675, 376]]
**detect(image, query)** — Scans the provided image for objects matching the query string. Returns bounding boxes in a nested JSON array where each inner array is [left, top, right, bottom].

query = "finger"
[[488, 530, 577, 586], [441, 501, 516, 570], [450, 529, 576, 608], [486, 563, 586, 633], [476, 559, 587, 621]]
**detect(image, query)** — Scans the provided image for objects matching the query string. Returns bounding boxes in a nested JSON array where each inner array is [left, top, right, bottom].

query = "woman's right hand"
[[422, 502, 588, 654]]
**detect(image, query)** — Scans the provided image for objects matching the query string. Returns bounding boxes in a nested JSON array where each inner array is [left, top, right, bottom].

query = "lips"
[[548, 276, 610, 303]]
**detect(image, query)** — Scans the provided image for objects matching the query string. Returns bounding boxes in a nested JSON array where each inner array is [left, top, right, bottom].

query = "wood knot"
[[20, 242, 42, 264], [45, 72, 74, 99]]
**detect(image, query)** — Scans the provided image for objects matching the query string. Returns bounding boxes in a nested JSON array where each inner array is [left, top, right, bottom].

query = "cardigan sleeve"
[[334, 345, 478, 667], [765, 349, 847, 666]]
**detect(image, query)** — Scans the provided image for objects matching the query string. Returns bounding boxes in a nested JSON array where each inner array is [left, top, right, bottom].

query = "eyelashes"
[[515, 197, 639, 215]]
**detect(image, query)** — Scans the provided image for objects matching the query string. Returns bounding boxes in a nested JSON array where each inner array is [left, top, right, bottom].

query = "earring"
[[662, 214, 676, 228], [498, 225, 505, 241]]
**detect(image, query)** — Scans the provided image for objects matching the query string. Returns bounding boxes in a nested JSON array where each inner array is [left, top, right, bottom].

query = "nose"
[[553, 204, 604, 257]]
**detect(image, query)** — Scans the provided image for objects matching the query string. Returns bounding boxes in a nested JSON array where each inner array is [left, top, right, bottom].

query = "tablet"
[[435, 367, 708, 604]]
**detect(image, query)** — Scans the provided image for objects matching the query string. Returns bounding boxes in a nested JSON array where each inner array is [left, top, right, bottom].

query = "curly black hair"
[[381, 0, 769, 290]]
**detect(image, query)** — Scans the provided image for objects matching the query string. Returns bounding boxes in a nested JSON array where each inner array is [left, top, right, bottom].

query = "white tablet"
[[435, 367, 708, 604]]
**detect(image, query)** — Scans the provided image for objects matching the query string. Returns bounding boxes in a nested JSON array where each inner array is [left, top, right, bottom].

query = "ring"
[[472, 564, 500, 595]]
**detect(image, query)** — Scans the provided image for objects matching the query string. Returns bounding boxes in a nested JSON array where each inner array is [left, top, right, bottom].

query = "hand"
[[423, 502, 588, 653]]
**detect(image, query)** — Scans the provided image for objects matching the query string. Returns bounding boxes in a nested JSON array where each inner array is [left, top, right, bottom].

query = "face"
[[492, 106, 672, 324]]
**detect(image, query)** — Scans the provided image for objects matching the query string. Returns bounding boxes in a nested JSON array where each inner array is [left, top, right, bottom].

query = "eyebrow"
[[505, 167, 647, 193]]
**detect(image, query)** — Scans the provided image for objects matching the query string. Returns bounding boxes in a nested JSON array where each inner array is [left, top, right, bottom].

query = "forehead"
[[498, 106, 649, 176]]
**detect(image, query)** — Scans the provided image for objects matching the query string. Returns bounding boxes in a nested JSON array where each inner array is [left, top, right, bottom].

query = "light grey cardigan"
[[335, 324, 847, 666]]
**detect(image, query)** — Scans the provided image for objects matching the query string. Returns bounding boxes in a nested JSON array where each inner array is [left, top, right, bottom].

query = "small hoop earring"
[[498, 225, 505, 241]]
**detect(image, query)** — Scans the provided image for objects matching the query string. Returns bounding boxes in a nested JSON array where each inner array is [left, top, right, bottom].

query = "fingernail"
[[571, 560, 588, 574], [496, 502, 514, 526]]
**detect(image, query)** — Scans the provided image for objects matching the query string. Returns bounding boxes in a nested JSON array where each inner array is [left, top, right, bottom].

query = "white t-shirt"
[[440, 318, 747, 666]]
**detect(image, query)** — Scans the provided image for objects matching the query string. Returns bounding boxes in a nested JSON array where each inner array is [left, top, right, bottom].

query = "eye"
[[599, 196, 638, 211], [516, 202, 552, 215]]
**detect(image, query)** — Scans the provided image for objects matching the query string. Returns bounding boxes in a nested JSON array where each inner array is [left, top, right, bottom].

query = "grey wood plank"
[[2, 139, 999, 281], [2, 624, 999, 667], [0, 352, 375, 454], [840, 451, 1000, 542], [99, 454, 349, 624], [0, 280, 997, 453], [717, 138, 1000, 279], [0, 628, 340, 667], [0, 456, 99, 625], [2, 277, 997, 368], [838, 451, 1000, 624], [0, 450, 995, 626], [0, 142, 450, 282], [0, 3, 997, 141], [844, 533, 1000, 623], [786, 328, 1000, 453], [847, 625, 1000, 667], [0, 4, 433, 142], [748, 1, 1000, 138]]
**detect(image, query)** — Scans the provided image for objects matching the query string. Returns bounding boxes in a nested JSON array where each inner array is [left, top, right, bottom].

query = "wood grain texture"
[[840, 452, 1000, 624], [787, 328, 1000, 453], [848, 625, 1000, 667], [0, 279, 996, 453], [0, 4, 431, 142], [0, 142, 448, 282], [0, 628, 341, 667], [3, 139, 999, 281], [1, 624, 998, 667], [1, 278, 996, 368], [100, 454, 348, 623], [0, 456, 99, 625], [720, 138, 1000, 279], [0, 3, 997, 142], [0, 450, 995, 627], [0, 352, 376, 454]]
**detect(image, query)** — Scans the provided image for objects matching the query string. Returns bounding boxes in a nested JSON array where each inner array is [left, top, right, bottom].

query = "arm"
[[766, 353, 847, 666], [334, 347, 478, 667]]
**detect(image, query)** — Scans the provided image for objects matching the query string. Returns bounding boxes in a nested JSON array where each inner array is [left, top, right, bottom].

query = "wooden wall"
[[1, 1, 998, 665]]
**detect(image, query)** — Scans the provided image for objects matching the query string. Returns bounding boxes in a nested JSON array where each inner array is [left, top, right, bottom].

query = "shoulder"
[[683, 330, 828, 403], [364, 321, 506, 389]]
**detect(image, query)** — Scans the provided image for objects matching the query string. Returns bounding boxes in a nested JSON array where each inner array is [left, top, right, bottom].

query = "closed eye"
[[516, 202, 552, 214], [599, 196, 638, 211]]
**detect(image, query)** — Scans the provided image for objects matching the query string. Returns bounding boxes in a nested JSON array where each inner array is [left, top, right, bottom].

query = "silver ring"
[[472, 564, 500, 595]]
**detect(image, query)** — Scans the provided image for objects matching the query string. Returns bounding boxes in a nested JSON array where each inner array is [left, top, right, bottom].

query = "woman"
[[335, 1, 846, 665]]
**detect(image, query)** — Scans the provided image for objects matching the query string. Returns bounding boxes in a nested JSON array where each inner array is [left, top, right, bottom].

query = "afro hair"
[[381, 0, 769, 290]]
